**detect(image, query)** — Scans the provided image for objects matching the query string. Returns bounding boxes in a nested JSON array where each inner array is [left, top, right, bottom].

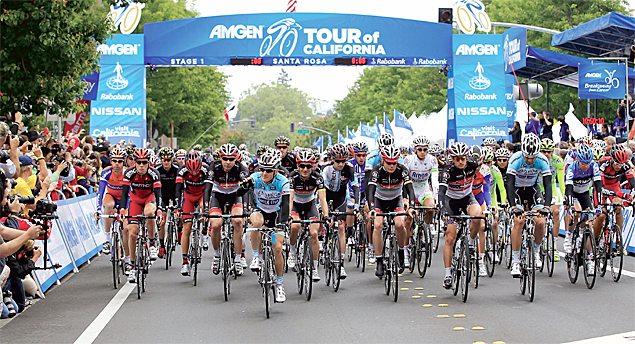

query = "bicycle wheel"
[[283, 232, 290, 273], [425, 222, 433, 268], [527, 236, 536, 302], [471, 234, 479, 289], [610, 225, 624, 282], [296, 238, 304, 295], [346, 227, 354, 263], [384, 245, 391, 296], [324, 236, 332, 287], [451, 243, 460, 296], [112, 230, 120, 289], [416, 224, 428, 278], [408, 231, 417, 274], [330, 232, 342, 292], [304, 240, 313, 301], [567, 227, 580, 284], [358, 223, 367, 272], [460, 235, 470, 303], [484, 225, 495, 278], [262, 251, 271, 319], [390, 236, 399, 302], [582, 230, 597, 289], [545, 229, 554, 277], [142, 242, 149, 293], [136, 238, 143, 299], [165, 221, 172, 270], [496, 214, 506, 266], [505, 219, 513, 269], [222, 240, 230, 301], [598, 229, 608, 278]]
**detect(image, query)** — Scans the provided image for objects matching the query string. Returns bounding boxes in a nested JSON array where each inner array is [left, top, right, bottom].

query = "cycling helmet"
[[412, 136, 430, 147], [399, 145, 411, 156], [448, 142, 469, 158], [296, 150, 316, 164], [521, 133, 541, 158], [610, 144, 629, 164], [235, 150, 242, 162], [186, 157, 202, 173], [311, 148, 320, 158], [133, 147, 150, 161], [258, 150, 281, 169], [274, 136, 291, 147], [592, 140, 607, 153], [482, 147, 494, 163], [204, 148, 211, 154], [429, 143, 442, 155], [192, 144, 202, 151], [150, 155, 160, 166], [218, 143, 239, 157], [540, 138, 555, 152], [469, 145, 482, 160], [187, 151, 200, 162], [125, 145, 136, 158], [256, 145, 269, 157], [495, 148, 511, 159], [483, 137, 497, 146], [380, 144, 400, 163], [110, 148, 126, 159], [241, 150, 250, 159], [377, 133, 394, 148], [593, 145, 605, 162], [352, 141, 368, 153], [239, 143, 247, 151], [330, 143, 349, 160], [213, 149, 220, 161], [580, 135, 593, 147], [158, 147, 174, 159], [346, 143, 355, 156], [577, 144, 594, 164]]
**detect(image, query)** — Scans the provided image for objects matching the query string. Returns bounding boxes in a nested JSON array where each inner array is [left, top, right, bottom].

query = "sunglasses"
[[176, 157, 185, 161], [222, 157, 235, 162], [334, 160, 346, 164], [262, 168, 275, 173], [276, 146, 288, 149], [416, 147, 428, 152], [453, 156, 466, 162], [497, 158, 508, 162], [385, 161, 397, 166], [298, 164, 312, 170], [112, 159, 124, 163], [162, 158, 173, 162], [355, 154, 367, 157], [136, 160, 149, 165]]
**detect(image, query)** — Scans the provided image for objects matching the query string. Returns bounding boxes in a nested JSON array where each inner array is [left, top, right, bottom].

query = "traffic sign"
[[298, 129, 309, 134]]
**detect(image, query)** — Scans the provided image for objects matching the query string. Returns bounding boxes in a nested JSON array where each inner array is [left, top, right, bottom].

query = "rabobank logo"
[[585, 73, 601, 78], [455, 44, 499, 56], [465, 93, 497, 100], [106, 62, 128, 90], [97, 43, 141, 55]]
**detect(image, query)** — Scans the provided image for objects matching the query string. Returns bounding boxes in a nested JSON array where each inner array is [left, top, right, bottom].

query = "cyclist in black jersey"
[[437, 142, 484, 290], [367, 145, 416, 277], [157, 147, 179, 258], [274, 136, 298, 173], [287, 150, 329, 282]]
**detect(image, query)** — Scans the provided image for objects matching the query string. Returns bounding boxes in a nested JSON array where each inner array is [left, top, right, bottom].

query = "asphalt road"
[[1, 236, 634, 344]]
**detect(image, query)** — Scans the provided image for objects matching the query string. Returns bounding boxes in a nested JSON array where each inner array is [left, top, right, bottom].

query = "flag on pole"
[[312, 137, 317, 146], [316, 136, 323, 151], [383, 112, 394, 135], [223, 104, 237, 121], [286, 0, 297, 12], [394, 109, 413, 133], [338, 130, 346, 144], [347, 126, 356, 139], [360, 122, 379, 139], [327, 134, 332, 146], [375, 116, 381, 135]]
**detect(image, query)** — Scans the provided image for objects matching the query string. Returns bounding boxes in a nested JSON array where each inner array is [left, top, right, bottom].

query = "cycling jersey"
[[288, 170, 325, 204], [250, 172, 291, 213], [490, 165, 507, 207], [507, 152, 551, 187], [564, 148, 576, 168], [598, 156, 635, 197], [564, 160, 601, 194], [176, 165, 210, 197], [473, 164, 492, 207], [403, 153, 439, 202], [122, 167, 163, 204], [157, 163, 179, 201], [438, 158, 480, 200], [97, 166, 124, 212], [322, 162, 358, 197], [348, 158, 366, 194], [207, 160, 250, 194], [280, 151, 297, 173], [367, 163, 414, 203]]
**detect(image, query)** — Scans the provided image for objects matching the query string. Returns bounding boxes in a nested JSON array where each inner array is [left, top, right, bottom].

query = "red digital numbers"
[[351, 57, 367, 65], [251, 58, 263, 65], [582, 118, 605, 125]]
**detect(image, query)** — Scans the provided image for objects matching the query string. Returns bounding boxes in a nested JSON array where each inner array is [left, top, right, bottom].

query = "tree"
[[219, 129, 247, 146], [0, 0, 112, 118]]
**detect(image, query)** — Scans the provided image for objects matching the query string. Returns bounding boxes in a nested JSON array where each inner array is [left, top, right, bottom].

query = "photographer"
[[11, 155, 51, 212], [0, 121, 22, 179], [4, 239, 41, 313]]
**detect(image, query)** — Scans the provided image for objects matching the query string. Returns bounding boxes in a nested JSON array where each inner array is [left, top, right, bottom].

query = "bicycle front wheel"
[[304, 240, 313, 301], [460, 236, 470, 303], [222, 240, 231, 301], [390, 236, 399, 302], [112, 230, 120, 289], [610, 225, 624, 282], [262, 251, 271, 318], [582, 230, 597, 289], [416, 225, 428, 278], [545, 229, 555, 277], [330, 232, 342, 292], [505, 218, 513, 269], [136, 238, 143, 299], [485, 225, 495, 278], [527, 236, 536, 302]]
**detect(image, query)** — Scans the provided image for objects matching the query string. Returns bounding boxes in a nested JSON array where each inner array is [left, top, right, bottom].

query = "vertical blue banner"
[[506, 74, 517, 138], [446, 67, 456, 146], [452, 34, 507, 146], [578, 61, 626, 99], [90, 34, 146, 147], [503, 27, 527, 74]]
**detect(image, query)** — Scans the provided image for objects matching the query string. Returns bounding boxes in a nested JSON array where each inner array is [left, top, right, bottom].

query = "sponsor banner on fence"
[[143, 13, 453, 67], [578, 61, 626, 99], [451, 34, 507, 146]]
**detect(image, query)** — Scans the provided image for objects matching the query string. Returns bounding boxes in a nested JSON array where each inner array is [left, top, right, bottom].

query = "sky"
[[189, 0, 635, 112]]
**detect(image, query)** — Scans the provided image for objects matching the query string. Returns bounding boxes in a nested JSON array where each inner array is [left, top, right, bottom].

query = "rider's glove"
[[323, 216, 331, 223], [511, 207, 524, 217], [538, 207, 551, 216], [564, 195, 574, 207], [624, 192, 634, 203]]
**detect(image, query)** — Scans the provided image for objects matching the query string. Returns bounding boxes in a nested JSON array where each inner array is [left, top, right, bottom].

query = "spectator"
[[559, 115, 571, 143], [541, 111, 553, 139], [604, 136, 616, 155], [525, 112, 541, 136], [509, 121, 522, 144], [0, 122, 20, 179], [590, 123, 611, 140], [613, 111, 626, 138]]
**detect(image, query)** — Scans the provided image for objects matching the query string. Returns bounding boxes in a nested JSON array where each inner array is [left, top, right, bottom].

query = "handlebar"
[[206, 214, 249, 219], [375, 212, 409, 217], [291, 219, 326, 224], [413, 206, 436, 210], [247, 227, 279, 233], [447, 215, 486, 220], [329, 211, 356, 216], [121, 215, 156, 219]]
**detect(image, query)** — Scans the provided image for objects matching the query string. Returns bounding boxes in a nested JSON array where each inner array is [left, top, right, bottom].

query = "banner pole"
[[188, 115, 224, 151]]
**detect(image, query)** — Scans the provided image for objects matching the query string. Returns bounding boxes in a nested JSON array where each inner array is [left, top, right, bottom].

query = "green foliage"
[[130, 0, 198, 34], [487, 0, 630, 119], [219, 130, 247, 146], [0, 0, 112, 119], [237, 82, 316, 149]]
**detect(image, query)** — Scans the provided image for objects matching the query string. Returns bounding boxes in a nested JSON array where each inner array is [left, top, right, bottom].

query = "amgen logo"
[[585, 73, 602, 78], [97, 43, 141, 55], [455, 44, 499, 56]]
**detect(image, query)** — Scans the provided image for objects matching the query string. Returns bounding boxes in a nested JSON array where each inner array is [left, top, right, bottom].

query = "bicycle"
[[482, 209, 496, 278], [447, 214, 485, 303], [164, 202, 178, 270], [123, 214, 155, 299], [346, 204, 367, 272], [566, 208, 599, 289], [182, 212, 203, 287], [374, 212, 409, 302], [540, 209, 555, 277], [496, 203, 514, 269], [597, 202, 627, 282], [412, 206, 434, 278], [431, 208, 443, 253], [207, 213, 247, 301], [323, 206, 353, 292], [247, 227, 279, 318], [100, 214, 123, 289], [292, 219, 325, 301], [516, 211, 540, 302]]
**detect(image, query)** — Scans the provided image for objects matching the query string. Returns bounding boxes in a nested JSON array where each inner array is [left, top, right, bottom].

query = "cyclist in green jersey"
[[491, 148, 509, 262], [540, 138, 564, 261]]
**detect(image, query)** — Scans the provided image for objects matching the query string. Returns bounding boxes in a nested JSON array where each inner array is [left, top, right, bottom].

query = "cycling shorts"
[[444, 193, 478, 218], [103, 192, 121, 209], [514, 185, 545, 211], [250, 210, 285, 244], [210, 192, 243, 213], [182, 192, 204, 223], [572, 191, 593, 211], [375, 195, 405, 214], [128, 195, 155, 225], [292, 200, 319, 221]]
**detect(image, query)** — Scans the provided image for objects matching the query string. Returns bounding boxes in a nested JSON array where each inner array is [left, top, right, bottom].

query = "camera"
[[46, 161, 55, 169], [8, 194, 35, 205], [55, 156, 70, 177], [75, 160, 83, 167], [0, 150, 9, 163], [34, 199, 57, 216]]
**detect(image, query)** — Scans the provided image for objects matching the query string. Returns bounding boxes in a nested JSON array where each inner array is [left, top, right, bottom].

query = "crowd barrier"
[[24, 195, 635, 293]]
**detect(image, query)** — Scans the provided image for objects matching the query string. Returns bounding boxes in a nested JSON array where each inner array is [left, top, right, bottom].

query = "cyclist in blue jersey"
[[348, 142, 369, 248], [507, 133, 552, 277], [239, 150, 291, 303]]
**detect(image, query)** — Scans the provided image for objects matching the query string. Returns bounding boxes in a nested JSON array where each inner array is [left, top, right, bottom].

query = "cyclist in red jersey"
[[593, 145, 635, 242], [95, 148, 126, 256], [176, 153, 211, 276], [119, 148, 164, 283]]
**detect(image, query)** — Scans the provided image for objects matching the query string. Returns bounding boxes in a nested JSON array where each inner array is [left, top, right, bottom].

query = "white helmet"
[[380, 144, 400, 162], [377, 133, 394, 148], [258, 150, 281, 169], [429, 143, 442, 154], [412, 136, 430, 147], [521, 133, 541, 158], [483, 137, 497, 146]]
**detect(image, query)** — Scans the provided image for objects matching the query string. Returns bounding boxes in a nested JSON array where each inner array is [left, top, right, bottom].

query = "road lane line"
[[74, 282, 135, 344], [563, 330, 635, 343], [557, 252, 635, 278]]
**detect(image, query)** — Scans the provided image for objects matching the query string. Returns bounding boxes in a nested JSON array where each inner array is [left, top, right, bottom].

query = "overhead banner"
[[450, 34, 507, 146], [90, 34, 146, 147], [143, 13, 453, 67], [578, 61, 626, 99], [503, 27, 526, 73]]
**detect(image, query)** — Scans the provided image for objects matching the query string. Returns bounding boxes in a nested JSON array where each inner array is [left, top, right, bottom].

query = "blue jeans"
[[5, 276, 26, 312]]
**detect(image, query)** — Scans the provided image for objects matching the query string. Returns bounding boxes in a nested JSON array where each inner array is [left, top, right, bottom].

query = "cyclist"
[[176, 153, 211, 276], [322, 143, 359, 279], [438, 142, 484, 289], [367, 145, 416, 277], [491, 148, 510, 207], [274, 136, 297, 173], [507, 134, 552, 277], [403, 136, 438, 267], [483, 137, 497, 150], [539, 138, 564, 261], [562, 144, 603, 275], [157, 147, 179, 257], [204, 143, 249, 276], [240, 150, 291, 303], [472, 146, 493, 277], [287, 150, 329, 282], [95, 148, 126, 255], [119, 148, 164, 283], [175, 149, 187, 167], [348, 142, 371, 260], [125, 146, 136, 169]]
